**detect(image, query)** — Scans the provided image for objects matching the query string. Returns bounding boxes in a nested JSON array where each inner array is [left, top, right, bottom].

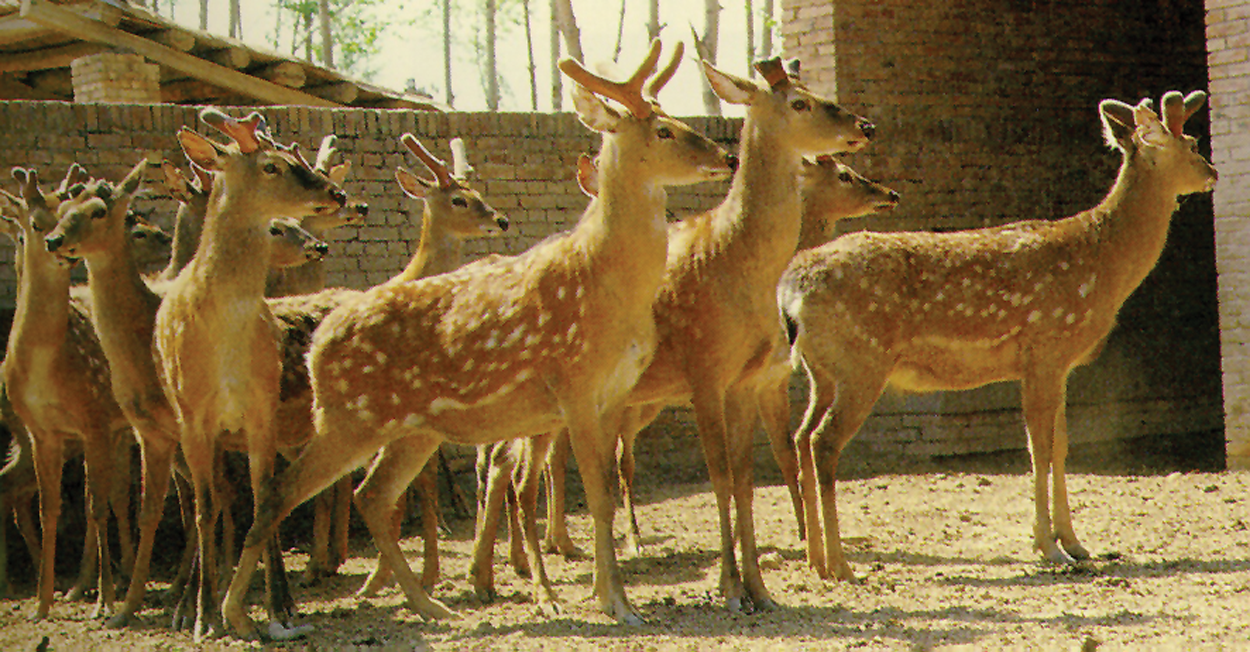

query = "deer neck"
[[82, 231, 161, 358], [796, 201, 835, 252], [159, 204, 203, 280], [580, 137, 669, 288], [9, 233, 72, 356], [393, 208, 468, 283], [187, 191, 276, 300], [1089, 153, 1184, 303], [716, 118, 804, 282]]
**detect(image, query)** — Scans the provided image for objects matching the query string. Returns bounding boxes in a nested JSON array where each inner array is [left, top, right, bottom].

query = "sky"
[[161, 0, 776, 117]]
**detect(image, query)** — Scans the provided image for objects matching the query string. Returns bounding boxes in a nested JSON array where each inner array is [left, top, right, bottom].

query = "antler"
[[314, 135, 338, 173], [199, 108, 266, 154], [754, 57, 790, 90], [644, 41, 685, 102], [401, 133, 454, 189], [559, 39, 663, 119], [449, 138, 474, 179], [1161, 90, 1207, 138]]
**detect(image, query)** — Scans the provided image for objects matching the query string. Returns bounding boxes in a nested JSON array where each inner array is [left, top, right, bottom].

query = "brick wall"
[[0, 102, 740, 305], [1208, 0, 1250, 469], [781, 0, 1223, 461]]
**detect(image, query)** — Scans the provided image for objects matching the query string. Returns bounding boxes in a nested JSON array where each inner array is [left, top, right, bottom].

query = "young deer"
[[588, 57, 875, 613], [222, 40, 734, 635], [153, 109, 346, 641], [0, 168, 134, 621], [778, 91, 1217, 581]]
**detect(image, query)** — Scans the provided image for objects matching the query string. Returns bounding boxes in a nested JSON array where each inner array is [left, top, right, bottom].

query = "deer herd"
[[0, 39, 1220, 642]]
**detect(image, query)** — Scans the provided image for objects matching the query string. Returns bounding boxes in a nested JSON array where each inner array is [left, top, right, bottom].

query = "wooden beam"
[[19, 0, 340, 107], [0, 73, 64, 100], [252, 61, 305, 88], [0, 41, 103, 73], [149, 28, 195, 52], [160, 78, 229, 104], [0, 14, 48, 46], [26, 68, 73, 96], [206, 47, 250, 70], [306, 82, 358, 105]]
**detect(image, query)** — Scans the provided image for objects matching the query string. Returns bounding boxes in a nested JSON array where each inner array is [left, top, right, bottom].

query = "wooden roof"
[[0, 0, 444, 110]]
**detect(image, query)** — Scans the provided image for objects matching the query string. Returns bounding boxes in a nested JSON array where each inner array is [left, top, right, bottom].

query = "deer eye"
[[262, 162, 280, 175], [657, 126, 674, 139], [838, 171, 853, 183], [133, 231, 148, 239], [792, 99, 810, 111], [452, 196, 468, 208], [269, 224, 284, 236]]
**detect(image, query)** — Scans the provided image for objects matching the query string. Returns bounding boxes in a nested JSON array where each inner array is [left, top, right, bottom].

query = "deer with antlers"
[[152, 109, 346, 641], [778, 91, 1217, 581], [221, 40, 734, 636]]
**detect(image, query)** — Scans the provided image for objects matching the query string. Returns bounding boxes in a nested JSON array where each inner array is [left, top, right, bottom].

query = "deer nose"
[[329, 187, 347, 207], [313, 242, 329, 257], [858, 119, 876, 141], [887, 190, 900, 203], [45, 234, 63, 252], [496, 216, 510, 232], [726, 154, 740, 173], [355, 203, 369, 217]]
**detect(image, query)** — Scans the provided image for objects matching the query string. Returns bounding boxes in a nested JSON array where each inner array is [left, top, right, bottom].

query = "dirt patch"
[[1, 431, 1246, 651]]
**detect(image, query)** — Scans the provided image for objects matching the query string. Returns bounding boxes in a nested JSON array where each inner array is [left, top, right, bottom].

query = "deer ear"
[[328, 161, 351, 185], [177, 128, 227, 172], [570, 84, 624, 133], [575, 153, 599, 198], [701, 60, 757, 106], [118, 159, 147, 198], [395, 166, 432, 199], [1099, 99, 1136, 151], [160, 161, 193, 203]]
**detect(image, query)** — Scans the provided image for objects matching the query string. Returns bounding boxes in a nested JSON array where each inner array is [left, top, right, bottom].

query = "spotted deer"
[[222, 40, 734, 635], [778, 91, 1217, 581], [152, 109, 346, 641], [0, 168, 134, 621]]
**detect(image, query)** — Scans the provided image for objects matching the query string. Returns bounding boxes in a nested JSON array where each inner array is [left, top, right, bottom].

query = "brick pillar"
[[1208, 1, 1250, 469], [70, 53, 161, 104]]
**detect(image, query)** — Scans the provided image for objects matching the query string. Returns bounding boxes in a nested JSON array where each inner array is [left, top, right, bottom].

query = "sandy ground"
[[0, 429, 1245, 652]]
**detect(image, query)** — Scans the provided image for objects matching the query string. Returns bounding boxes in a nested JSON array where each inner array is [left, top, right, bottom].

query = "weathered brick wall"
[[782, 0, 1222, 460], [1208, 0, 1250, 469], [0, 102, 740, 306]]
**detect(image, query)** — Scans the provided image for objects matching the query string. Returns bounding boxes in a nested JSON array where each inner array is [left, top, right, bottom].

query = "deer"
[[777, 91, 1217, 582], [219, 40, 735, 637], [0, 167, 136, 621], [151, 108, 346, 641], [474, 152, 899, 593]]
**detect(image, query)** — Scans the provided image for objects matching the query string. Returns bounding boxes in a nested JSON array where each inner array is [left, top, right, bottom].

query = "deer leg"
[[469, 442, 515, 602], [726, 384, 775, 612], [108, 434, 176, 629], [541, 429, 583, 558], [183, 436, 224, 642], [224, 419, 393, 639], [1049, 397, 1089, 559], [757, 373, 804, 541], [414, 461, 440, 590], [67, 501, 99, 602], [616, 406, 647, 558], [169, 468, 195, 612], [331, 476, 353, 566], [305, 490, 333, 586], [354, 435, 456, 620], [793, 363, 834, 578], [564, 401, 639, 625], [1022, 371, 1081, 564], [506, 481, 530, 579], [108, 439, 136, 582], [514, 433, 561, 616], [690, 380, 747, 612], [29, 432, 65, 620], [242, 411, 302, 635]]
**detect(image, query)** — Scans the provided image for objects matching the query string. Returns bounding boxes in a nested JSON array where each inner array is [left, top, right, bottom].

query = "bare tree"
[[444, 0, 455, 107], [647, 0, 660, 42], [319, 0, 334, 67], [612, 0, 627, 62], [484, 0, 500, 111], [552, 0, 583, 62], [549, 0, 561, 110], [691, 5, 723, 116], [199, 0, 208, 30], [745, 0, 755, 69], [761, 0, 774, 58], [229, 0, 241, 38], [523, 0, 538, 110]]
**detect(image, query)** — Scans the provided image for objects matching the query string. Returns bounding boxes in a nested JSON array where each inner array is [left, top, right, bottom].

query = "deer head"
[[396, 134, 508, 237], [700, 57, 874, 156], [1100, 91, 1217, 196], [176, 109, 347, 221], [266, 217, 330, 269]]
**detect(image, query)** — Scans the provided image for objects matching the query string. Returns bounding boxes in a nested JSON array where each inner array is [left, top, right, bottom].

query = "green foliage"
[[274, 0, 392, 80]]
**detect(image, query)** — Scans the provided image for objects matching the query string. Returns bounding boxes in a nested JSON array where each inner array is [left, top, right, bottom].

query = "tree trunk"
[[613, 0, 627, 61], [647, 0, 660, 42], [444, 0, 454, 107], [229, 0, 241, 38], [745, 0, 755, 70], [523, 0, 538, 111], [304, 12, 313, 62], [318, 0, 334, 68], [694, 1, 723, 116], [485, 0, 500, 111], [761, 0, 774, 59], [552, 0, 583, 62], [199, 0, 208, 31], [549, 0, 562, 110]]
